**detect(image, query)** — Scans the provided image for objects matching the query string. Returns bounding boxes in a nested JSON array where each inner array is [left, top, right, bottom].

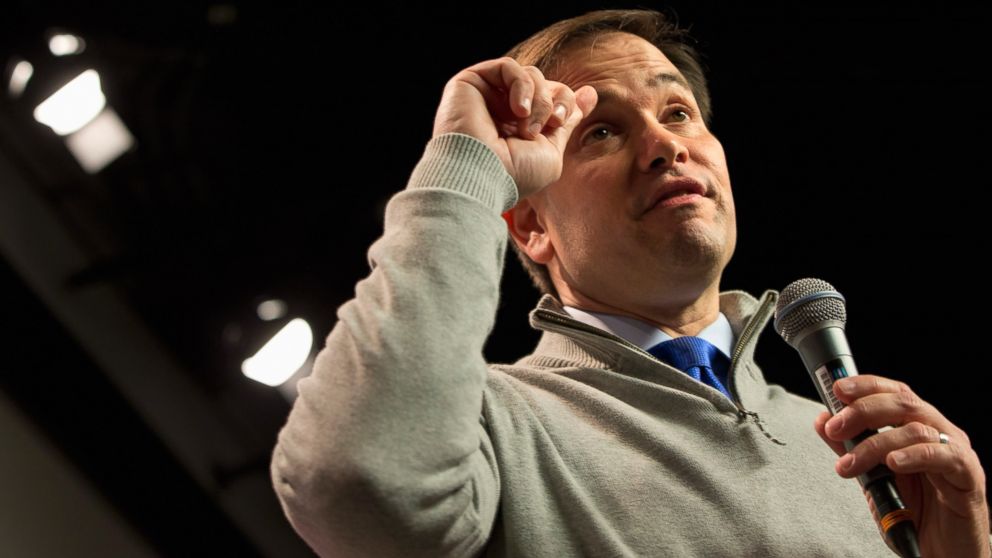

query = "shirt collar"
[[562, 306, 735, 360]]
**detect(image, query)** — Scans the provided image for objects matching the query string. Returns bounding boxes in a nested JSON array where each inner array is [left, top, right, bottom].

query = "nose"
[[637, 122, 689, 172]]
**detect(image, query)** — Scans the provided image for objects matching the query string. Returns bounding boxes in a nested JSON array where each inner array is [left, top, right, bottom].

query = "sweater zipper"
[[534, 295, 786, 446], [726, 292, 786, 445], [533, 309, 651, 357]]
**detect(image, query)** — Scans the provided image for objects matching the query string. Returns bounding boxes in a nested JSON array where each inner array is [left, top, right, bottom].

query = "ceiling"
[[2, 1, 989, 555]]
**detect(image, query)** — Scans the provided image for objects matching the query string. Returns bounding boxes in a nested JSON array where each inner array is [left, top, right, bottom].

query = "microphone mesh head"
[[774, 278, 847, 343]]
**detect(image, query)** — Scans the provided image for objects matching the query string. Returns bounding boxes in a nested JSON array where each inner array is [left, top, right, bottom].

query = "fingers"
[[832, 420, 943, 478], [506, 67, 534, 119], [517, 66, 584, 139], [813, 410, 847, 457], [831, 375, 909, 404], [543, 85, 597, 152], [463, 58, 535, 115], [832, 422, 987, 512], [457, 58, 535, 124], [459, 58, 589, 141], [825, 375, 965, 445], [885, 435, 985, 497], [816, 375, 988, 512], [517, 66, 552, 138]]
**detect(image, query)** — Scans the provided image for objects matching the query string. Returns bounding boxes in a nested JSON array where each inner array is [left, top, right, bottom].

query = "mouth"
[[643, 177, 709, 215]]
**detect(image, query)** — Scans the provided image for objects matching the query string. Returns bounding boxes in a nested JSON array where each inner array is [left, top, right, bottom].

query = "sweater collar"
[[519, 289, 780, 409], [561, 305, 736, 360]]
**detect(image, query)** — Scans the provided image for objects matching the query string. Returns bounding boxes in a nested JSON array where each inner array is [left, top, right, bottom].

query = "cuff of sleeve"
[[407, 133, 519, 214]]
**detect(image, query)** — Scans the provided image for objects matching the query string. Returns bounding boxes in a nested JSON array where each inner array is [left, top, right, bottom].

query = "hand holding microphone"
[[775, 278, 990, 558]]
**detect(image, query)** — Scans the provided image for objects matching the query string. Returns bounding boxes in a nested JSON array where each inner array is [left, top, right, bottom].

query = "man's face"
[[527, 32, 736, 307]]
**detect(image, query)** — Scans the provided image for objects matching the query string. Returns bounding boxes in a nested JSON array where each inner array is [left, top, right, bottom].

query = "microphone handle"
[[796, 324, 921, 558]]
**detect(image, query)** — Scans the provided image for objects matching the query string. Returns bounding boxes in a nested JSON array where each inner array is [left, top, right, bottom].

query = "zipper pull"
[[738, 410, 787, 446]]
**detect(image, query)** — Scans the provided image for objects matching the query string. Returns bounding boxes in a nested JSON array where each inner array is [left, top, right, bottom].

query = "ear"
[[503, 197, 555, 265]]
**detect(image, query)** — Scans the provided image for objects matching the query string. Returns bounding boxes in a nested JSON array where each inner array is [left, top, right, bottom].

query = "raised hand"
[[433, 57, 597, 199]]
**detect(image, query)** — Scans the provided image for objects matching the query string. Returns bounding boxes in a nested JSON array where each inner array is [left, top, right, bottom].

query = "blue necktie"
[[647, 336, 733, 400]]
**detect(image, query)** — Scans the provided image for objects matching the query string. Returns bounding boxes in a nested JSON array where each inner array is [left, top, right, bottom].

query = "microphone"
[[773, 278, 921, 558]]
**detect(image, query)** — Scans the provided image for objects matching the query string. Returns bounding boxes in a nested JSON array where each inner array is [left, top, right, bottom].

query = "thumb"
[[574, 85, 598, 117], [546, 85, 598, 151]]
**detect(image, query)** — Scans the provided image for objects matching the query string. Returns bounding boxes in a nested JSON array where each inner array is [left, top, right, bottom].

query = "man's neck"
[[555, 282, 721, 339]]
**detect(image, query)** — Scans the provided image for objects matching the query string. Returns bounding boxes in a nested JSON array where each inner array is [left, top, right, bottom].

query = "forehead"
[[554, 32, 691, 99]]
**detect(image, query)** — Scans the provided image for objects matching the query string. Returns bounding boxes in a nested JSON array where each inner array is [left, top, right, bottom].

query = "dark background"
[[1, 1, 988, 556]]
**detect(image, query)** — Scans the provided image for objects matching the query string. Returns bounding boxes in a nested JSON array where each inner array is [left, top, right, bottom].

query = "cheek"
[[694, 141, 730, 180], [545, 177, 625, 262], [548, 165, 622, 220], [692, 143, 733, 208]]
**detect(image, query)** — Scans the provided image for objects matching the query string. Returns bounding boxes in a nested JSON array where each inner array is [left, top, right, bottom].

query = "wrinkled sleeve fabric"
[[270, 133, 518, 557]]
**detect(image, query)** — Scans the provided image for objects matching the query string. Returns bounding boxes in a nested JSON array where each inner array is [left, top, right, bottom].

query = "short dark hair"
[[502, 9, 712, 298]]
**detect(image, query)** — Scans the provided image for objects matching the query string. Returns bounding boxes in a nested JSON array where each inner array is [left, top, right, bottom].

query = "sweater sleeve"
[[270, 133, 518, 557]]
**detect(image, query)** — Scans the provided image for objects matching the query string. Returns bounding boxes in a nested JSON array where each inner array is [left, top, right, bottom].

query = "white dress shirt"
[[562, 305, 735, 360]]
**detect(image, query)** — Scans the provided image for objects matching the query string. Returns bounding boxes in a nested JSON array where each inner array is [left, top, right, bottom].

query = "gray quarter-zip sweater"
[[270, 133, 895, 557]]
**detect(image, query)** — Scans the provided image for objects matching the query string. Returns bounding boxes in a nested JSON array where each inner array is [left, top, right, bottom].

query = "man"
[[270, 9, 990, 557]]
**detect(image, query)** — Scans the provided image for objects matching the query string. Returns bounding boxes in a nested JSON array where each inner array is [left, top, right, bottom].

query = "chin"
[[662, 231, 727, 271]]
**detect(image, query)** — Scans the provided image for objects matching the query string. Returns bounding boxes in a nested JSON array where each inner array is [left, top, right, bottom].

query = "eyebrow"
[[593, 72, 693, 108], [647, 72, 691, 90]]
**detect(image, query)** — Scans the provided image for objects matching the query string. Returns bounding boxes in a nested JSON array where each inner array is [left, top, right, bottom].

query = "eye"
[[590, 127, 612, 140], [582, 125, 616, 144], [667, 108, 691, 123]]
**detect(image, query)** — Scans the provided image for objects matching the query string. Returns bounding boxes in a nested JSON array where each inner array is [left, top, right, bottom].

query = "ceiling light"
[[241, 318, 314, 387], [49, 34, 86, 56], [7, 58, 33, 98], [33, 69, 105, 135], [257, 299, 287, 321]]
